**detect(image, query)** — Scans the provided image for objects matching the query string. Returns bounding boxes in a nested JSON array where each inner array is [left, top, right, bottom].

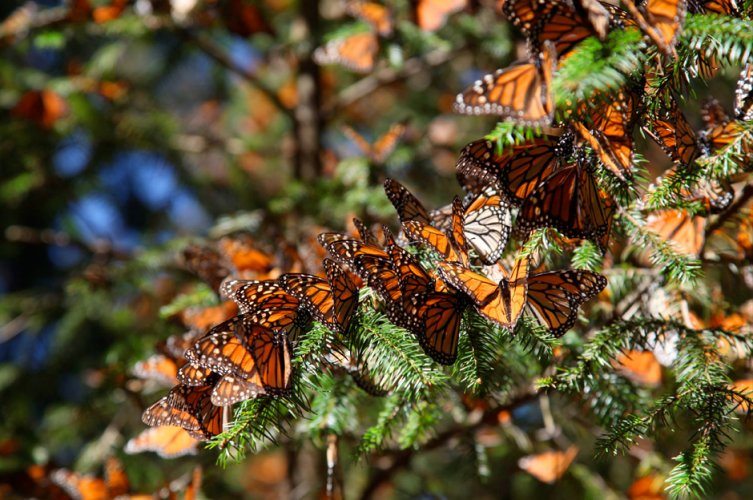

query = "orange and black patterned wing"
[[518, 163, 615, 253], [384, 178, 432, 224], [688, 0, 741, 15], [526, 269, 607, 337], [211, 374, 266, 406], [278, 272, 334, 325], [353, 217, 382, 248], [371, 121, 408, 163], [735, 63, 753, 121], [219, 279, 304, 332], [246, 326, 292, 395], [416, 292, 466, 365], [185, 328, 257, 379], [314, 32, 379, 74], [177, 362, 214, 387], [436, 261, 517, 328], [456, 134, 569, 205], [454, 44, 555, 126], [124, 426, 199, 459], [403, 219, 465, 264], [383, 226, 434, 301], [324, 258, 360, 334], [644, 0, 686, 54], [142, 378, 222, 440], [644, 97, 700, 166]]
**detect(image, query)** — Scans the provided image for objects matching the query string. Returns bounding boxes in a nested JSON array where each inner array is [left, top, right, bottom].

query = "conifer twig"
[[359, 389, 541, 499]]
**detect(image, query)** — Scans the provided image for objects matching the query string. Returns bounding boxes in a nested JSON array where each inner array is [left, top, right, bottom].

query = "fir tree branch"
[[359, 388, 542, 500]]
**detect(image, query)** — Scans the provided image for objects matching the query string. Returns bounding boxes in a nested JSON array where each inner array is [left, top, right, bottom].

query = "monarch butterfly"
[[342, 121, 407, 164], [177, 362, 214, 387], [346, 1, 393, 36], [687, 0, 740, 15], [437, 257, 529, 329], [645, 209, 706, 256], [185, 316, 293, 395], [212, 374, 266, 406], [278, 258, 359, 334], [219, 279, 309, 335], [353, 217, 383, 248], [518, 161, 615, 253], [381, 226, 469, 364], [462, 184, 512, 264], [439, 257, 606, 336], [735, 63, 753, 122], [383, 178, 439, 226], [413, 291, 468, 364], [403, 196, 469, 265], [454, 42, 556, 126], [413, 0, 467, 31], [639, 0, 686, 55], [132, 354, 179, 387], [142, 378, 224, 440], [499, 0, 610, 57], [643, 95, 700, 166], [124, 425, 199, 459], [518, 446, 579, 484], [575, 88, 640, 180], [314, 31, 379, 74], [456, 133, 573, 205]]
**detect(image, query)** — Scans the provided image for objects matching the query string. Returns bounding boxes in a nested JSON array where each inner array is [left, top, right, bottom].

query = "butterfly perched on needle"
[[142, 375, 225, 440], [574, 86, 642, 181], [184, 315, 293, 401], [643, 93, 700, 167], [278, 258, 360, 335], [518, 158, 616, 253], [219, 279, 311, 336], [454, 41, 556, 126], [438, 256, 607, 336], [456, 132, 574, 205], [342, 121, 408, 164], [314, 31, 379, 74]]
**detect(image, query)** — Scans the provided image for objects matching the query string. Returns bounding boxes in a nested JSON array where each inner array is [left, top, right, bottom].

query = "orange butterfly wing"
[[124, 425, 199, 458], [454, 44, 555, 126], [314, 32, 379, 74]]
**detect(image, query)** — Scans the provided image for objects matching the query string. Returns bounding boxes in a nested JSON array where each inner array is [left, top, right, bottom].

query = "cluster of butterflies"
[[131, 0, 753, 452], [137, 166, 608, 442], [315, 0, 468, 73]]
